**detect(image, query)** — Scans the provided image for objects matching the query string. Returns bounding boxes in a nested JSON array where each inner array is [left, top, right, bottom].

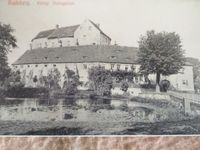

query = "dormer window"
[[109, 56, 117, 59], [125, 57, 131, 60], [44, 57, 48, 60], [56, 56, 60, 59], [82, 56, 88, 59]]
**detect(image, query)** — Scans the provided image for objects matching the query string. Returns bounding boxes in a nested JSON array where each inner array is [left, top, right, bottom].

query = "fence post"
[[184, 98, 191, 115]]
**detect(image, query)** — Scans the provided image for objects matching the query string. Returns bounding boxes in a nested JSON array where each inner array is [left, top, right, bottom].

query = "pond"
[[0, 97, 198, 135], [0, 98, 153, 122]]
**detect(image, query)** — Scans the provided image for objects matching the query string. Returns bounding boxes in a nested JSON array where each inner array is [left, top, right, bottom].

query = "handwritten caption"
[[8, 0, 75, 6]]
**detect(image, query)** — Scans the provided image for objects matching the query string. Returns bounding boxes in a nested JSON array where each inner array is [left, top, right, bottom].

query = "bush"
[[118, 102, 129, 111], [65, 81, 79, 96], [0, 87, 6, 99], [121, 81, 129, 93], [88, 66, 113, 96], [6, 86, 49, 98]]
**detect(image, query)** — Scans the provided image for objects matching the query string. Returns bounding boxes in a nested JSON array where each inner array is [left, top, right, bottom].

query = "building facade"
[[13, 20, 194, 92], [31, 19, 111, 49]]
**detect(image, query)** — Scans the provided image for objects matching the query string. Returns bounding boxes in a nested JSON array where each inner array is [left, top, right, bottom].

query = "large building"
[[31, 19, 111, 49], [13, 20, 194, 92]]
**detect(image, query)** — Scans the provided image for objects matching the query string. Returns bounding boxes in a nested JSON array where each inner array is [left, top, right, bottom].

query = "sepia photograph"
[[0, 0, 200, 136]]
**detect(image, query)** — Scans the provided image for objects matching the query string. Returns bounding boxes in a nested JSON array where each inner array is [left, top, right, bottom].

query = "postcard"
[[0, 0, 200, 136]]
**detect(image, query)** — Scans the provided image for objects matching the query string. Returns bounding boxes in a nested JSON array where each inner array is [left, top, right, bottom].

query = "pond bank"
[[1, 117, 200, 135]]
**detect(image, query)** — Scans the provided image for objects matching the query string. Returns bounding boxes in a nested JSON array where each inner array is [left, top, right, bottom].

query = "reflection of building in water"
[[12, 19, 194, 92]]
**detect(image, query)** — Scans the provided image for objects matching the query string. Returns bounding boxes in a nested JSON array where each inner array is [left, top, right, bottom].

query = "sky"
[[0, 0, 200, 64]]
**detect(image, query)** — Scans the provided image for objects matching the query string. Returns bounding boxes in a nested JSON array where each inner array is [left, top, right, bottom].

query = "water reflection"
[[0, 97, 133, 121]]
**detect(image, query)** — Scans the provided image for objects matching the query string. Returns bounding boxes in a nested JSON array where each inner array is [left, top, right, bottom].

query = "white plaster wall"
[[31, 38, 48, 49], [48, 37, 76, 48], [100, 34, 111, 45], [14, 63, 194, 92], [74, 19, 101, 45]]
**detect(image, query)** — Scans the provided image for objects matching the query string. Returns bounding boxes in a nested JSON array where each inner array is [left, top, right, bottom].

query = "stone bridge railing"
[[168, 91, 200, 114]]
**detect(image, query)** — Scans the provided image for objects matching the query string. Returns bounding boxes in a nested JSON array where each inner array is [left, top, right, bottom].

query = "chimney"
[[56, 24, 59, 29]]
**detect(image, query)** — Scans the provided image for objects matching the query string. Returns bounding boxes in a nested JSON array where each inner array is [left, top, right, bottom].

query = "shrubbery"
[[6, 86, 49, 98], [88, 66, 113, 96], [63, 67, 81, 96]]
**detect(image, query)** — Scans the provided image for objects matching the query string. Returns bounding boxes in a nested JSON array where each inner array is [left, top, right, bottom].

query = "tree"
[[47, 68, 61, 89], [88, 66, 112, 96], [0, 23, 17, 86], [121, 81, 129, 93], [137, 30, 185, 92], [63, 67, 81, 95]]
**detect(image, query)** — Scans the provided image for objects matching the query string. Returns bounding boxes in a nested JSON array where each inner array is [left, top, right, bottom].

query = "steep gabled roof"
[[48, 25, 80, 39], [32, 29, 55, 40], [13, 45, 138, 65], [32, 20, 111, 41], [89, 20, 111, 40], [32, 25, 80, 41]]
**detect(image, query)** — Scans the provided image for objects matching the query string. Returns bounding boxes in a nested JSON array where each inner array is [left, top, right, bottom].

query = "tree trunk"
[[156, 72, 160, 92]]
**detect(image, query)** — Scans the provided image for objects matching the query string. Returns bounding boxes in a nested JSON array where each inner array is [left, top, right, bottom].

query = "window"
[[125, 66, 128, 71], [117, 64, 120, 70], [56, 56, 60, 59], [83, 64, 87, 69], [45, 42, 48, 48], [44, 65, 48, 67], [111, 64, 115, 70], [182, 80, 188, 85], [67, 41, 70, 46], [20, 65, 23, 68], [53, 64, 56, 67], [27, 65, 30, 68], [58, 40, 62, 47], [131, 65, 135, 71], [44, 57, 48, 60], [35, 65, 38, 67]]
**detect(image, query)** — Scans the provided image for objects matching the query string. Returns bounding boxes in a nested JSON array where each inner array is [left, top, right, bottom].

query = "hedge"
[[6, 87, 49, 98]]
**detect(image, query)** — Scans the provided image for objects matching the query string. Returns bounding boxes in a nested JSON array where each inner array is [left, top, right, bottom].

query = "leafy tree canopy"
[[0, 23, 17, 85], [137, 30, 185, 89]]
